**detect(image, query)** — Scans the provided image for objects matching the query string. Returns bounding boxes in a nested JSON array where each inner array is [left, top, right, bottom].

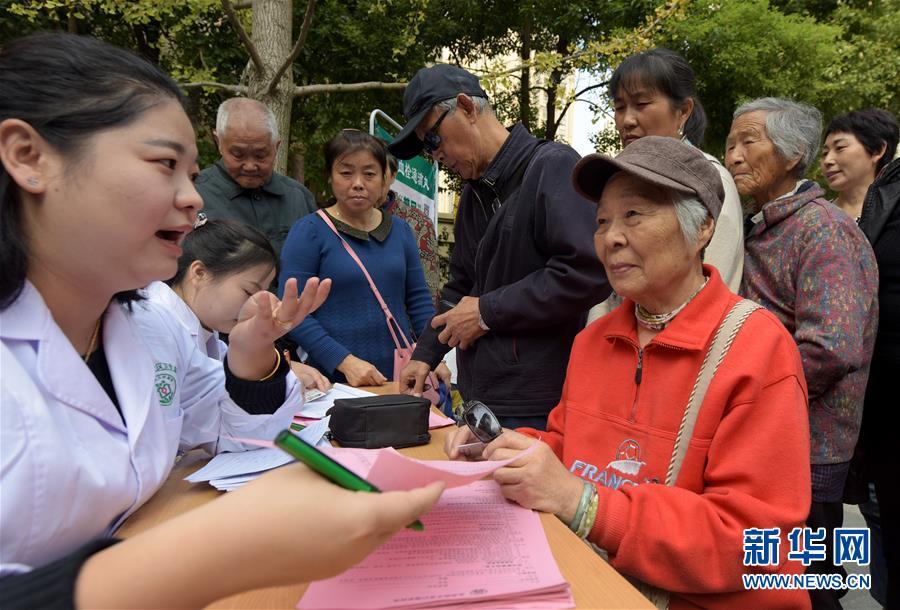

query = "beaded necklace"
[[634, 277, 708, 331]]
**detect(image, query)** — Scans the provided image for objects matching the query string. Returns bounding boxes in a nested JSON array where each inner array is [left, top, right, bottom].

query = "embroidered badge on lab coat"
[[154, 362, 177, 406]]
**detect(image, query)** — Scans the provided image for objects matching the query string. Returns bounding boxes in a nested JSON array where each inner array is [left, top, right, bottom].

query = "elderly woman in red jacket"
[[446, 137, 812, 610]]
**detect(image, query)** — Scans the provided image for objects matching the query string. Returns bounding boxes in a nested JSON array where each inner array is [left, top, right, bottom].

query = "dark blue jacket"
[[413, 124, 610, 417]]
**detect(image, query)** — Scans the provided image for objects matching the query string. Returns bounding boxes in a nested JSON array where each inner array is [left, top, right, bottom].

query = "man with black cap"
[[390, 64, 609, 430]]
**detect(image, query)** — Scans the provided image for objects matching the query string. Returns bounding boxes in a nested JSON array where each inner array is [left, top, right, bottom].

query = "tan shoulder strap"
[[664, 299, 761, 486]]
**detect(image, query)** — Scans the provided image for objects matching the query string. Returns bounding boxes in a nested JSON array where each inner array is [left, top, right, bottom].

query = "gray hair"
[[672, 194, 713, 252], [434, 95, 493, 116], [216, 98, 279, 143], [733, 97, 822, 178]]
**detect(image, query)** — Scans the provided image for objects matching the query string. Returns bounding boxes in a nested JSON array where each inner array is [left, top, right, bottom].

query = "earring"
[[26, 177, 39, 187], [677, 124, 685, 138]]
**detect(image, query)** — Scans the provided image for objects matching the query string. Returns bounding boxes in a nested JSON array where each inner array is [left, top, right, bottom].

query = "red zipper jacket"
[[521, 266, 812, 609]]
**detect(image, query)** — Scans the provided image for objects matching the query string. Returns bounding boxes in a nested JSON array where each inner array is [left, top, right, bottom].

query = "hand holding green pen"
[[274, 430, 428, 530]]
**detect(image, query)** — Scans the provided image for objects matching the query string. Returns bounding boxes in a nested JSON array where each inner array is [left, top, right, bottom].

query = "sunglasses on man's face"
[[422, 109, 451, 155]]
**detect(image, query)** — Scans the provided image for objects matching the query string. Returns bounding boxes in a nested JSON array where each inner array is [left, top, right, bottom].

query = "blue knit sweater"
[[279, 211, 434, 382]]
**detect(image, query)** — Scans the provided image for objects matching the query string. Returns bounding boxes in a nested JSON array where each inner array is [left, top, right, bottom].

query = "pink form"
[[318, 444, 539, 491], [298, 481, 573, 610], [428, 411, 456, 428]]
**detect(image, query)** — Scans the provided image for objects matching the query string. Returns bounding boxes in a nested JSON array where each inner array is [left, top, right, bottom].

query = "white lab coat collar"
[[1, 282, 130, 432], [143, 282, 225, 360]]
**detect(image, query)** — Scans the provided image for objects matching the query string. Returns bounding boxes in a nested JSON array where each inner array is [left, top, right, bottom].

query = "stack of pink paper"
[[298, 481, 574, 610]]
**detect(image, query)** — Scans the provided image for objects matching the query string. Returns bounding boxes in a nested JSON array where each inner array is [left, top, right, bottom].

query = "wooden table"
[[117, 384, 653, 609]]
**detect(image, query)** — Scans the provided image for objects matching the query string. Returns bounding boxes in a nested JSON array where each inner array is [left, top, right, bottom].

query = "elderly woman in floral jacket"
[[726, 97, 879, 610]]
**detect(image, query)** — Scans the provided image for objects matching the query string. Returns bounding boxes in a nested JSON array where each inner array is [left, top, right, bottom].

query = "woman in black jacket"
[[857, 151, 900, 610]]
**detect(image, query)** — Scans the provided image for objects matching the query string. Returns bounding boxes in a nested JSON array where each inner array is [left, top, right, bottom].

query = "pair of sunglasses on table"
[[456, 400, 503, 457]]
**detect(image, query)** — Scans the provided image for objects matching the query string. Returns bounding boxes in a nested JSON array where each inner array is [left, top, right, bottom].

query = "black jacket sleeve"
[[479, 148, 610, 330], [223, 353, 290, 415], [411, 185, 485, 368], [0, 538, 120, 610]]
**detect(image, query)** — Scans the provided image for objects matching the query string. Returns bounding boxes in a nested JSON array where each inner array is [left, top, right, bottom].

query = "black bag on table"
[[327, 394, 431, 449]]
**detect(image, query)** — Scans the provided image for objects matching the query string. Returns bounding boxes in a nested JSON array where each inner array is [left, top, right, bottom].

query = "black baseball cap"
[[388, 64, 488, 160]]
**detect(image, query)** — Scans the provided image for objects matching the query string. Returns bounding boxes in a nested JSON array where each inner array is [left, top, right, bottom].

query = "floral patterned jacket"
[[740, 181, 879, 465]]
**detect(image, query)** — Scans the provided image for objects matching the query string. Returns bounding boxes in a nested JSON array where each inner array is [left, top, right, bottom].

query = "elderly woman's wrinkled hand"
[[485, 430, 584, 523], [443, 423, 478, 461]]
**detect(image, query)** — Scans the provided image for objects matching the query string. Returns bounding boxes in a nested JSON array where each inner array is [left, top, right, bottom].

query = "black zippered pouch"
[[327, 394, 431, 449]]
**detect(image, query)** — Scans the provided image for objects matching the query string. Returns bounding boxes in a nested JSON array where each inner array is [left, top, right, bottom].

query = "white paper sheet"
[[298, 383, 377, 418], [185, 447, 292, 483], [296, 415, 331, 446]]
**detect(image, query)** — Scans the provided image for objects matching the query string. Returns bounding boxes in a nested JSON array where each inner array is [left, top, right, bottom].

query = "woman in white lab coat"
[[0, 32, 443, 609], [146, 214, 331, 395]]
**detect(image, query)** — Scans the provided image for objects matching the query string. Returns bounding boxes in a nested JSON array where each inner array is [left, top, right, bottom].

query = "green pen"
[[273, 429, 424, 531]]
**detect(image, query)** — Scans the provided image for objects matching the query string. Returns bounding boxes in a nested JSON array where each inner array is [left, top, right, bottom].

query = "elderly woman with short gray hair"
[[726, 97, 879, 610], [445, 136, 813, 609]]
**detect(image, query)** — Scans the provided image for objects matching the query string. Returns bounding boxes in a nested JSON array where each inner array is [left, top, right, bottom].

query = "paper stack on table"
[[185, 433, 537, 493], [186, 419, 331, 491], [185, 447, 291, 491], [298, 481, 574, 610]]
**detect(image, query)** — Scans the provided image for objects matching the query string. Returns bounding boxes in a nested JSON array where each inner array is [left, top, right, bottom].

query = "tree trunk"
[[290, 147, 306, 186], [248, 0, 294, 174], [518, 16, 532, 131], [133, 23, 161, 64], [544, 35, 569, 141]]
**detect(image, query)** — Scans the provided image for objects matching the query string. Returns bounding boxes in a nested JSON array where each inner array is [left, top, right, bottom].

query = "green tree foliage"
[[423, 0, 662, 138], [287, 0, 439, 198], [4, 0, 245, 162], [3, 0, 896, 189], [633, 0, 899, 158], [2, 0, 440, 196], [652, 0, 843, 156], [824, 0, 900, 114]]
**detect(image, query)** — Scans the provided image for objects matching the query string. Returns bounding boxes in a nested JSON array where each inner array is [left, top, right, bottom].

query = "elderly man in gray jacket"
[[196, 98, 316, 259]]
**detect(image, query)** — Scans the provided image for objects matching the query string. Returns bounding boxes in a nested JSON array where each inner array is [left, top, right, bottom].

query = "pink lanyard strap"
[[316, 210, 412, 351]]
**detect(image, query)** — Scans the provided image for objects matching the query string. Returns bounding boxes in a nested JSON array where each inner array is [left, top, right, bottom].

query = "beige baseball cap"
[[572, 136, 724, 220]]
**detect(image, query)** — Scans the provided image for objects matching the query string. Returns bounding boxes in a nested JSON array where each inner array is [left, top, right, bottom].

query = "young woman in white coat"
[[146, 215, 331, 395], [0, 32, 443, 609]]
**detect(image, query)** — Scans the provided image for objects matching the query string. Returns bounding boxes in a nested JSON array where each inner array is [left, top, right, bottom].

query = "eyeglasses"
[[461, 400, 502, 443], [422, 109, 451, 155]]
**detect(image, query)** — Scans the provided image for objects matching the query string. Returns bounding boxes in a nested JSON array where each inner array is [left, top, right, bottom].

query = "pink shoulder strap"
[[316, 210, 412, 351]]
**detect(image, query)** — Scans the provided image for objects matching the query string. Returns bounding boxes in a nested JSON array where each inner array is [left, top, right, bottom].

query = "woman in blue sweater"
[[281, 131, 439, 386]]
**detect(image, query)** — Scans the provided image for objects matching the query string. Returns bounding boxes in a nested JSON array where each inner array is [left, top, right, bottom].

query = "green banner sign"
[[374, 123, 438, 231]]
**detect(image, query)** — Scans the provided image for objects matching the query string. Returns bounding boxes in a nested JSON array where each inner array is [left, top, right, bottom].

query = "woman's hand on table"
[[485, 430, 584, 523], [337, 354, 387, 387], [291, 362, 332, 392]]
